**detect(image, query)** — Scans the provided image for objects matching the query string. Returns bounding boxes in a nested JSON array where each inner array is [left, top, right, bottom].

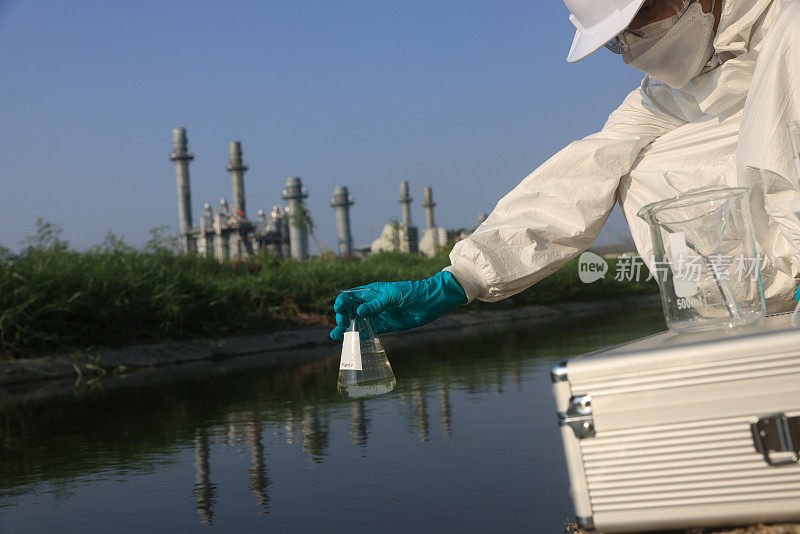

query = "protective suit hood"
[[678, 0, 791, 117], [713, 0, 775, 57]]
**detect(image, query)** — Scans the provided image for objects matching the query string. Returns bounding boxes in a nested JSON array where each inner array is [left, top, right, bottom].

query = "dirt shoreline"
[[0, 294, 661, 388]]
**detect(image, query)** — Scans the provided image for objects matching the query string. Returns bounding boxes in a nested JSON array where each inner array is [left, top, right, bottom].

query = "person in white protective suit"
[[330, 0, 800, 341]]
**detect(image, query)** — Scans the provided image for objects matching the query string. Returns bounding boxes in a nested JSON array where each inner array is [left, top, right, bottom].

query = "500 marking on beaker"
[[677, 294, 707, 310]]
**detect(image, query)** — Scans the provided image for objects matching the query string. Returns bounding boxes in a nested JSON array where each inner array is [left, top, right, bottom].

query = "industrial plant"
[[169, 127, 480, 261]]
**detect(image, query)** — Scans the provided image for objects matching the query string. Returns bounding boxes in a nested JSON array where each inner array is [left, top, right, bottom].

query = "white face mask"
[[621, 1, 717, 89]]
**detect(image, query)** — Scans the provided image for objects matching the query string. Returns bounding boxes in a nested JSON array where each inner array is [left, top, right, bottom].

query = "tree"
[[288, 204, 314, 232]]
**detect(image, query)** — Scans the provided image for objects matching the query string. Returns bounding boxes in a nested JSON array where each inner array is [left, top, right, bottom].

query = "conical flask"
[[337, 289, 397, 399]]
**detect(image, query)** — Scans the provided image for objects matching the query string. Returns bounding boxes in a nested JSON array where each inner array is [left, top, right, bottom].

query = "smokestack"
[[213, 209, 228, 261], [281, 177, 309, 260], [226, 141, 248, 217], [330, 186, 354, 256], [398, 180, 413, 226], [200, 202, 214, 258], [169, 127, 195, 254], [422, 186, 436, 229], [278, 206, 290, 258]]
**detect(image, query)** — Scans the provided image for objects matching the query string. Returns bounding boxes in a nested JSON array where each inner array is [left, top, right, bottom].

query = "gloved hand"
[[329, 271, 468, 340]]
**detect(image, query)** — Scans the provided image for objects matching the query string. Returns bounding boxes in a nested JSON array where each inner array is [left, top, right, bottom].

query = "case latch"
[[558, 394, 595, 439], [750, 413, 800, 466]]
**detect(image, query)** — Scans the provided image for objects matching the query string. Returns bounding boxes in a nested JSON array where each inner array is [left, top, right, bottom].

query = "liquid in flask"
[[337, 317, 396, 400]]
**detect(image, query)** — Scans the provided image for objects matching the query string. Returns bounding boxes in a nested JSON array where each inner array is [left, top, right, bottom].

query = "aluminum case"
[[552, 313, 800, 532]]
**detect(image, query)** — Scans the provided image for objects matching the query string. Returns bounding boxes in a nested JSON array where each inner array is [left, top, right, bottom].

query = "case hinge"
[[750, 413, 800, 466], [558, 394, 595, 439]]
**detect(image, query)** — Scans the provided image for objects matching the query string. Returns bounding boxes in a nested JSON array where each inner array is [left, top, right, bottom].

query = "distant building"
[[370, 181, 419, 254], [371, 222, 419, 254], [169, 128, 292, 261], [168, 128, 487, 261]]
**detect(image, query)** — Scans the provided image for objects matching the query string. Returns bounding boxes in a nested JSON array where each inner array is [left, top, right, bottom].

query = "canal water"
[[0, 306, 665, 533]]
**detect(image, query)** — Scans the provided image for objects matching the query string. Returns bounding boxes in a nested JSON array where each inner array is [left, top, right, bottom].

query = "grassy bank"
[[0, 226, 656, 359]]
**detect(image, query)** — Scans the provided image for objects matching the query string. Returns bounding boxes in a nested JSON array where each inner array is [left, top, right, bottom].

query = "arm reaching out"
[[331, 82, 686, 337], [447, 84, 686, 302]]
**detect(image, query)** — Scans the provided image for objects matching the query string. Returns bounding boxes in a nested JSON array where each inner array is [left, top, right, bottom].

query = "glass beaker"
[[638, 186, 766, 333], [336, 288, 397, 399]]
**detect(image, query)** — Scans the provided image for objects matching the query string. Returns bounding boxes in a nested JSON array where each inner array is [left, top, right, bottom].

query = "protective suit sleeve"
[[736, 1, 800, 299], [446, 85, 686, 303]]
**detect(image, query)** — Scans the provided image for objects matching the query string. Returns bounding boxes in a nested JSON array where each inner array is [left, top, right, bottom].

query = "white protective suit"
[[446, 0, 800, 313]]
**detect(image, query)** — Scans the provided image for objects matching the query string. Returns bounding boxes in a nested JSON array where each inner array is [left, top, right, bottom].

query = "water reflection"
[[406, 383, 430, 442], [439, 386, 452, 437], [301, 405, 330, 463], [349, 400, 369, 447], [247, 410, 270, 515], [181, 378, 456, 520], [0, 305, 665, 532], [192, 429, 216, 525]]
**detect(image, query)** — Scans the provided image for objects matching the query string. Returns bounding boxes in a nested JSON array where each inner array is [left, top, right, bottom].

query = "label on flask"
[[339, 331, 362, 371]]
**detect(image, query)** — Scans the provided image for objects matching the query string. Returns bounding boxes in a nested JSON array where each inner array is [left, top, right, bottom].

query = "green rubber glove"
[[329, 271, 468, 340]]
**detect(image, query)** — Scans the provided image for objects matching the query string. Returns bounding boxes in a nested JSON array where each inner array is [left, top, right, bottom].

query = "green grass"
[[0, 222, 656, 359]]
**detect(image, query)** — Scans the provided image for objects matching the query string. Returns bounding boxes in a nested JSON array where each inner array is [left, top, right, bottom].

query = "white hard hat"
[[564, 0, 647, 63]]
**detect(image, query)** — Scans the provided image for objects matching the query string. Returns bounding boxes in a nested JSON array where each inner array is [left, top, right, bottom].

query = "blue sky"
[[1, 0, 645, 252]]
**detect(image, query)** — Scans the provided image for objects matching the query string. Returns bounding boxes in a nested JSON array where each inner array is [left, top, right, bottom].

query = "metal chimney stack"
[[282, 177, 309, 260], [398, 180, 413, 226], [200, 202, 214, 258], [330, 186, 354, 256], [226, 141, 248, 217], [422, 186, 436, 229], [276, 206, 291, 258], [169, 127, 195, 254]]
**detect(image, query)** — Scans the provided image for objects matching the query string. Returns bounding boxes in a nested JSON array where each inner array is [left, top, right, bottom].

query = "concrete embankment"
[[0, 295, 661, 391]]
